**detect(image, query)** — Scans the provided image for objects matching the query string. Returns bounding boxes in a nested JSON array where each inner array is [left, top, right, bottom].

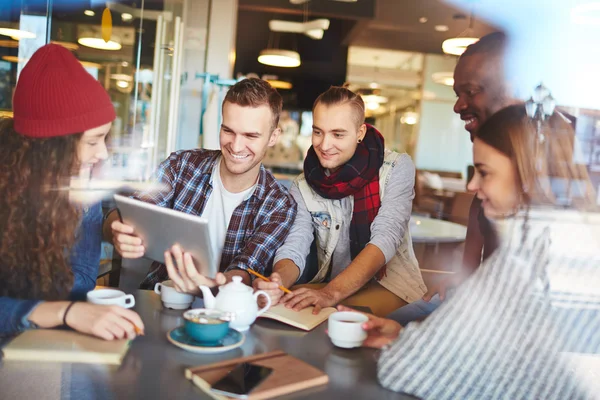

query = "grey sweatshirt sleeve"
[[368, 153, 416, 263], [273, 182, 314, 276]]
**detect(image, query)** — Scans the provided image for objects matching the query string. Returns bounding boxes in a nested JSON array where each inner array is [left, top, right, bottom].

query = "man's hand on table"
[[337, 305, 402, 349], [111, 220, 145, 258], [164, 244, 226, 296], [280, 286, 338, 314]]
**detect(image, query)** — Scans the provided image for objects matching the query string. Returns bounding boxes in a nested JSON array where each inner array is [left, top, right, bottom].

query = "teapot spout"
[[199, 285, 216, 309]]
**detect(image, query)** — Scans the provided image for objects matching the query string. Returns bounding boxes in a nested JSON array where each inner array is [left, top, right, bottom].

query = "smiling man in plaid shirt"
[[104, 78, 297, 292]]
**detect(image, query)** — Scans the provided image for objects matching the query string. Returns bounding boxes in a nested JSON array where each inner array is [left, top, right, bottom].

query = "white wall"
[[414, 54, 472, 176], [176, 0, 210, 151]]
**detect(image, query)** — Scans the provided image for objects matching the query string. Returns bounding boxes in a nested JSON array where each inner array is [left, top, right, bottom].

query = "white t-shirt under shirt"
[[202, 158, 256, 267]]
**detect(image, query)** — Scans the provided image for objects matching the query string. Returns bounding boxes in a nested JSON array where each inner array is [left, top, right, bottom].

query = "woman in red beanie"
[[0, 44, 144, 339]]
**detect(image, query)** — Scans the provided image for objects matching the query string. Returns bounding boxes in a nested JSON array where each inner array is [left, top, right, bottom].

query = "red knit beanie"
[[13, 43, 116, 138]]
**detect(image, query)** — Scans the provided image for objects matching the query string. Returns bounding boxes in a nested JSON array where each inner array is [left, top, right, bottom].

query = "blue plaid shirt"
[[137, 149, 297, 289]]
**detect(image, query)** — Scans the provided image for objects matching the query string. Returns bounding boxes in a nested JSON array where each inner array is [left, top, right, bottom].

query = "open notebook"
[[1, 329, 131, 365], [258, 304, 336, 331]]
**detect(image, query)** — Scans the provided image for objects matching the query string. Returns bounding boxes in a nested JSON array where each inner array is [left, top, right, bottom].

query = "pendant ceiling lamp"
[[78, 7, 121, 51], [0, 27, 36, 40], [442, 11, 479, 56], [258, 2, 310, 68], [258, 49, 301, 68]]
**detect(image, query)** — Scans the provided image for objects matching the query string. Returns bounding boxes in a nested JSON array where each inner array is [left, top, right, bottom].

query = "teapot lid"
[[221, 275, 252, 293]]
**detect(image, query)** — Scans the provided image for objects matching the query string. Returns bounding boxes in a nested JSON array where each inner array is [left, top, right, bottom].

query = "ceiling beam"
[[342, 19, 370, 45], [239, 0, 376, 21]]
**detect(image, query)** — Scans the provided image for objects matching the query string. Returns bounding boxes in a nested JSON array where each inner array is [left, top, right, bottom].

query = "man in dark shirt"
[[389, 32, 515, 324]]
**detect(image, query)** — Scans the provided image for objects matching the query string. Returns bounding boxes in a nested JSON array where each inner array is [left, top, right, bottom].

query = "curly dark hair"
[[0, 118, 82, 300]]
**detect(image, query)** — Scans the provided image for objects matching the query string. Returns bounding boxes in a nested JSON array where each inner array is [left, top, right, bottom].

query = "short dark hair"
[[223, 78, 283, 130], [461, 31, 507, 59], [313, 86, 365, 128]]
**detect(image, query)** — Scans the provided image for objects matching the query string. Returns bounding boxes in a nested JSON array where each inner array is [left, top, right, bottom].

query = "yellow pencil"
[[247, 269, 292, 294]]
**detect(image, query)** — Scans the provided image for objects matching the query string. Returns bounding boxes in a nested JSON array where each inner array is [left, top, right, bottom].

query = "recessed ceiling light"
[[419, 17, 428, 24], [401, 111, 419, 125], [361, 94, 388, 104], [369, 82, 380, 89], [366, 101, 380, 111], [110, 73, 133, 81], [84, 10, 95, 17], [266, 79, 293, 89], [116, 80, 129, 88], [432, 72, 455, 86], [442, 37, 479, 56], [435, 25, 449, 32], [121, 13, 133, 22]]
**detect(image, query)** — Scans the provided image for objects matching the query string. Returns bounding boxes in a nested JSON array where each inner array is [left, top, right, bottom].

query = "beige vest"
[[296, 150, 427, 303]]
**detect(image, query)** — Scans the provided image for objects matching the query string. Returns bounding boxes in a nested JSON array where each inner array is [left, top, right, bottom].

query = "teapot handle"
[[254, 290, 272, 316]]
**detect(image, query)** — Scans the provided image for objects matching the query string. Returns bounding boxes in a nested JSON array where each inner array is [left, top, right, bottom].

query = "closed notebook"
[[1, 329, 130, 365], [258, 304, 336, 331], [185, 350, 328, 400]]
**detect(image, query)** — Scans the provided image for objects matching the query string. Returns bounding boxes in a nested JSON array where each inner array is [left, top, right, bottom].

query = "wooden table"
[[0, 291, 416, 400]]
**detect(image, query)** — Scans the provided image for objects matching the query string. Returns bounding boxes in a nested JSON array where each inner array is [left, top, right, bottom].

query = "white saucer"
[[162, 301, 192, 310], [330, 338, 363, 349], [167, 327, 245, 354]]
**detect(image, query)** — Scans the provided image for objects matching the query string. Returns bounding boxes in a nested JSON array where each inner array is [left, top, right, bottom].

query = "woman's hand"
[[65, 303, 145, 341], [337, 305, 402, 349]]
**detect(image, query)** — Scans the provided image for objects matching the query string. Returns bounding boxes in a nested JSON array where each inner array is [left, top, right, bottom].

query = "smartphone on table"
[[210, 362, 273, 399]]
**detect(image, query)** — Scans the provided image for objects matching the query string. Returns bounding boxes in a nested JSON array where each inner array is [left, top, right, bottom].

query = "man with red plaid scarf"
[[254, 86, 426, 316]]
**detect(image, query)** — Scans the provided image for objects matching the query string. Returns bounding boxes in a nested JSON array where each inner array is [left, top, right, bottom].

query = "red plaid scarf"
[[304, 125, 385, 276]]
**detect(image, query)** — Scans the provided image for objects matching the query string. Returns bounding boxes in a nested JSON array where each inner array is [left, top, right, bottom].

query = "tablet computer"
[[113, 194, 217, 278]]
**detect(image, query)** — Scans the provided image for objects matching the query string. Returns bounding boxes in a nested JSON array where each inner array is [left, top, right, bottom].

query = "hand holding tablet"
[[113, 195, 217, 281], [163, 244, 227, 296]]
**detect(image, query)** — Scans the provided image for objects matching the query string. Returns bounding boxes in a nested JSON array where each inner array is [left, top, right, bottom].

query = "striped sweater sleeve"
[[377, 220, 597, 400]]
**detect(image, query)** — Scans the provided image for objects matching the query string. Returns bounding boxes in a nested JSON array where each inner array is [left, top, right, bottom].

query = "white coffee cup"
[[154, 280, 194, 310], [87, 289, 135, 309], [328, 311, 368, 349]]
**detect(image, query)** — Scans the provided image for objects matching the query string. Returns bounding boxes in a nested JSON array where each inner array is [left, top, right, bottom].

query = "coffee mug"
[[328, 311, 368, 349], [87, 289, 135, 309], [154, 280, 194, 310]]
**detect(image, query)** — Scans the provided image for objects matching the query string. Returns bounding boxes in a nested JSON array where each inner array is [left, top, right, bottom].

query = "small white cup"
[[328, 311, 368, 349], [154, 280, 194, 310], [87, 289, 135, 309]]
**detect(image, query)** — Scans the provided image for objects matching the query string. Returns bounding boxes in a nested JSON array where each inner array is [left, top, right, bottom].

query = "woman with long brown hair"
[[0, 44, 143, 339], [341, 103, 600, 398]]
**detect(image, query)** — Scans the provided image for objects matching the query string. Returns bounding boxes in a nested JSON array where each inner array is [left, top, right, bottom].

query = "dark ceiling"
[[234, 0, 498, 110], [234, 10, 355, 109], [235, 0, 377, 109]]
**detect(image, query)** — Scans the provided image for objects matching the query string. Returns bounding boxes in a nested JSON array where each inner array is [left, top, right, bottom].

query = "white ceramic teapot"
[[199, 276, 271, 331]]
